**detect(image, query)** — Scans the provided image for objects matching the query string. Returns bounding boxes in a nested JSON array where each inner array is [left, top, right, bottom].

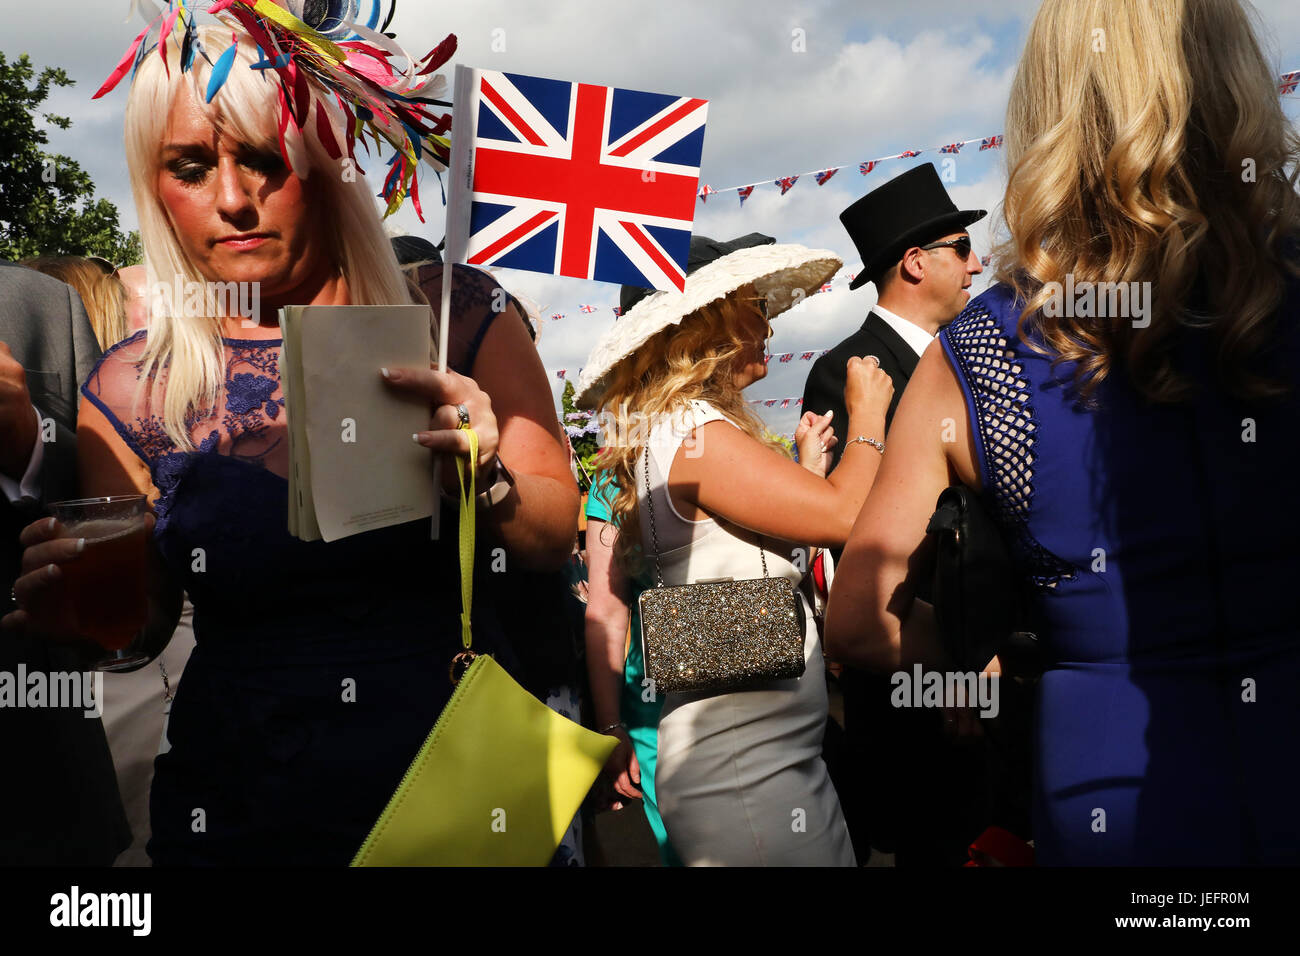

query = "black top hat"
[[840, 163, 986, 290], [619, 232, 775, 315]]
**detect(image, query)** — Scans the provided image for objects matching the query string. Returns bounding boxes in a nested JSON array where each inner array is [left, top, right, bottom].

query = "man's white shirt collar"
[[871, 304, 935, 359]]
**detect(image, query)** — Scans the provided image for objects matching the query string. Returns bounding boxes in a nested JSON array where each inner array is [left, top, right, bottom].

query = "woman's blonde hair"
[[19, 256, 128, 350], [596, 287, 788, 574], [124, 25, 419, 449], [991, 0, 1300, 404]]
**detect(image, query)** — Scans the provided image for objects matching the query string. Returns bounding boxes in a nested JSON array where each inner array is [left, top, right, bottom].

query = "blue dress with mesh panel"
[[80, 266, 523, 865], [939, 279, 1300, 865]]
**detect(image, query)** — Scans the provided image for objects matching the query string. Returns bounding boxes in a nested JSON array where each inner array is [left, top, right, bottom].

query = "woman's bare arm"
[[823, 341, 979, 670], [469, 303, 580, 570]]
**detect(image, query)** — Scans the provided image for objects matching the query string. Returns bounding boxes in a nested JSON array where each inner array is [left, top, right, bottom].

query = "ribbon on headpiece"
[[94, 1, 456, 220]]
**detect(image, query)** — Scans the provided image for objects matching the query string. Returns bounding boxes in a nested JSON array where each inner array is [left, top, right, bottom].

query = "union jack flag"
[[940, 143, 963, 154], [796, 397, 804, 405], [779, 353, 794, 363], [818, 350, 829, 358], [448, 68, 708, 292], [764, 354, 773, 364], [859, 161, 876, 175], [819, 282, 832, 293], [764, 400, 778, 407], [579, 304, 596, 313], [1281, 71, 1300, 95], [776, 175, 799, 195], [737, 185, 755, 206], [980, 255, 992, 267], [815, 168, 839, 186], [698, 183, 717, 203], [551, 313, 564, 321], [780, 399, 791, 408], [612, 306, 623, 316], [556, 369, 566, 379], [800, 351, 814, 361], [899, 149, 921, 159], [979, 135, 1004, 151]]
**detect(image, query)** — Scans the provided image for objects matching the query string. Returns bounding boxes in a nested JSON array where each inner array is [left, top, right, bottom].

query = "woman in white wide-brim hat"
[[577, 235, 894, 866]]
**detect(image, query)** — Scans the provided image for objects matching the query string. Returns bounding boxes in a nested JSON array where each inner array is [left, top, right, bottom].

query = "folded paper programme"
[[279, 304, 435, 542]]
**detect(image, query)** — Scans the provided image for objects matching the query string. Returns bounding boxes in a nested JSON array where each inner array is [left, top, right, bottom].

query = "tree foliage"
[[0, 52, 141, 265], [560, 380, 601, 492]]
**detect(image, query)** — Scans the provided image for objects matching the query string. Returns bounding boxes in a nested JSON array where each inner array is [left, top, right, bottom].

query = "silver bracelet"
[[845, 435, 885, 455], [599, 721, 626, 735]]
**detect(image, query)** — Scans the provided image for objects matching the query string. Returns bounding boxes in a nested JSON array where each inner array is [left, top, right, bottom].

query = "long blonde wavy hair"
[[124, 26, 419, 449], [991, 0, 1300, 404], [597, 286, 789, 575]]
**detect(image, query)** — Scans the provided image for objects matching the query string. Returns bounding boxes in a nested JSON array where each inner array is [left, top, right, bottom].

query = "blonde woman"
[[19, 256, 129, 350], [3, 24, 576, 864], [576, 235, 893, 865], [826, 0, 1300, 865]]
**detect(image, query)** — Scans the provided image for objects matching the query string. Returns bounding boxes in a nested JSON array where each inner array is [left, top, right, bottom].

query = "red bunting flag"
[[814, 168, 839, 186], [800, 351, 814, 361], [979, 135, 1004, 151], [899, 149, 921, 158], [1281, 72, 1300, 94], [939, 143, 963, 154], [818, 282, 832, 293], [738, 185, 755, 206], [775, 175, 799, 195], [579, 304, 596, 313], [859, 161, 876, 175], [556, 370, 566, 379], [698, 183, 717, 203], [780, 399, 791, 408]]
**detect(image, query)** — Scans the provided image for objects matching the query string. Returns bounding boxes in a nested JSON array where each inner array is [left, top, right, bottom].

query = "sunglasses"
[[920, 236, 973, 260], [744, 296, 774, 339]]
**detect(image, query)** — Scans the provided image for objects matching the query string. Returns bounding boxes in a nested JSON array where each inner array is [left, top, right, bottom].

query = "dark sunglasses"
[[920, 236, 973, 260]]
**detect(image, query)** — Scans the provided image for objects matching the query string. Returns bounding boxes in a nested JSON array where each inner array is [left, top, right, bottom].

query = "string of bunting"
[[696, 68, 1299, 206]]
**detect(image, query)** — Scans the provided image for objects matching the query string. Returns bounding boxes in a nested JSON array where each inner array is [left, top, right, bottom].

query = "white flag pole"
[[431, 65, 478, 539]]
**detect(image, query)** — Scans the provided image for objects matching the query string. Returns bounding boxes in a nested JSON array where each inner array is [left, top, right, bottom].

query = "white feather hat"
[[575, 242, 842, 409]]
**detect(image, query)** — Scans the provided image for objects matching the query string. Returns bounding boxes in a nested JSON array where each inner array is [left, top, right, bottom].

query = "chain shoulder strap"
[[642, 437, 769, 589]]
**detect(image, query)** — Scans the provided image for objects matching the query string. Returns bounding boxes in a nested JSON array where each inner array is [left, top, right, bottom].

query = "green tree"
[[560, 379, 601, 492], [0, 52, 141, 265]]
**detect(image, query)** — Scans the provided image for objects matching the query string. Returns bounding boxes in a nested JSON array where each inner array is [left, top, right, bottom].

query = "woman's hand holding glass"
[[2, 495, 155, 670]]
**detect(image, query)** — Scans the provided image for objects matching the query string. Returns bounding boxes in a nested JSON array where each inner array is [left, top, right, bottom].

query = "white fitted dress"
[[636, 400, 855, 866]]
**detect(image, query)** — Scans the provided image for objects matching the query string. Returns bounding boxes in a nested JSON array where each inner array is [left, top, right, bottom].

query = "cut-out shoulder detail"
[[941, 300, 1076, 590]]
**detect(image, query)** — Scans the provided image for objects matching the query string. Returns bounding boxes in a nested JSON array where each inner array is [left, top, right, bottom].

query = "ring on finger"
[[455, 403, 470, 428], [865, 354, 881, 368]]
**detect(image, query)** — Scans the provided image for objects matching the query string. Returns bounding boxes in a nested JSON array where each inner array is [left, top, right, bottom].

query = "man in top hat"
[[802, 163, 987, 866]]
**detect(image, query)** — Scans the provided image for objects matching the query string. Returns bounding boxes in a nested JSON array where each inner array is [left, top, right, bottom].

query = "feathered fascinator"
[[94, 1, 457, 220]]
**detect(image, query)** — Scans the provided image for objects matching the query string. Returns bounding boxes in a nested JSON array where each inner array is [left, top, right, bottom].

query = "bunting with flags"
[[815, 168, 838, 186], [979, 135, 1004, 151], [939, 143, 963, 154], [738, 185, 755, 205], [859, 160, 877, 175], [776, 175, 800, 195]]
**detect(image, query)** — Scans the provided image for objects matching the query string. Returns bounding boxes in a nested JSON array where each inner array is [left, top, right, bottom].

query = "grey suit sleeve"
[[34, 284, 102, 512]]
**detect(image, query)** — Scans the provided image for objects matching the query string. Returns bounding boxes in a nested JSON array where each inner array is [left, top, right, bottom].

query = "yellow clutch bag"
[[352, 428, 616, 866]]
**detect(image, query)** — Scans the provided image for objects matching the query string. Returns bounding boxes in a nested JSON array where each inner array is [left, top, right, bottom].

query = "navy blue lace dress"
[[940, 278, 1300, 865], [82, 266, 524, 865]]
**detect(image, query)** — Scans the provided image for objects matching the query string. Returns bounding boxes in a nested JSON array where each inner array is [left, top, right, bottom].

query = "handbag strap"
[[642, 443, 768, 590], [455, 425, 479, 651]]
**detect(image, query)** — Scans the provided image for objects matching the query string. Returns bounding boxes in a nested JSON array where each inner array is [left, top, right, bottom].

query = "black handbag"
[[925, 485, 1043, 679]]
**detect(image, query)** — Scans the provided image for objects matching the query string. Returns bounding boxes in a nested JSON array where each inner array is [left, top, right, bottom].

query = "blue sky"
[[4, 0, 1299, 435]]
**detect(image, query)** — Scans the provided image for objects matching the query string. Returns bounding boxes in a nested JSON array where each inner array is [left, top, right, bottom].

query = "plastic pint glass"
[[49, 494, 151, 671]]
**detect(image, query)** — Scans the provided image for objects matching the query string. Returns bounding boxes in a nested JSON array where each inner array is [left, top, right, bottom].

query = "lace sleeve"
[[79, 330, 170, 471], [414, 263, 521, 376]]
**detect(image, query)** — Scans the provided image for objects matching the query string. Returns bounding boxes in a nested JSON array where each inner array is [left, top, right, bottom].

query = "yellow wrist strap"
[[456, 425, 478, 651]]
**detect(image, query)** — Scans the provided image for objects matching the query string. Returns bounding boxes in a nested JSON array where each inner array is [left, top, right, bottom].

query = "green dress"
[[586, 471, 681, 866]]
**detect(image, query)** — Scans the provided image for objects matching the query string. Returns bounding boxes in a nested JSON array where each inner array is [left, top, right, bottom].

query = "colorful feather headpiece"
[[94, 1, 457, 220]]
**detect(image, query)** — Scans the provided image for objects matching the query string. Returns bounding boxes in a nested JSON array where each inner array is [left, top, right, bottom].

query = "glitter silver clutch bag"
[[637, 448, 806, 695]]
